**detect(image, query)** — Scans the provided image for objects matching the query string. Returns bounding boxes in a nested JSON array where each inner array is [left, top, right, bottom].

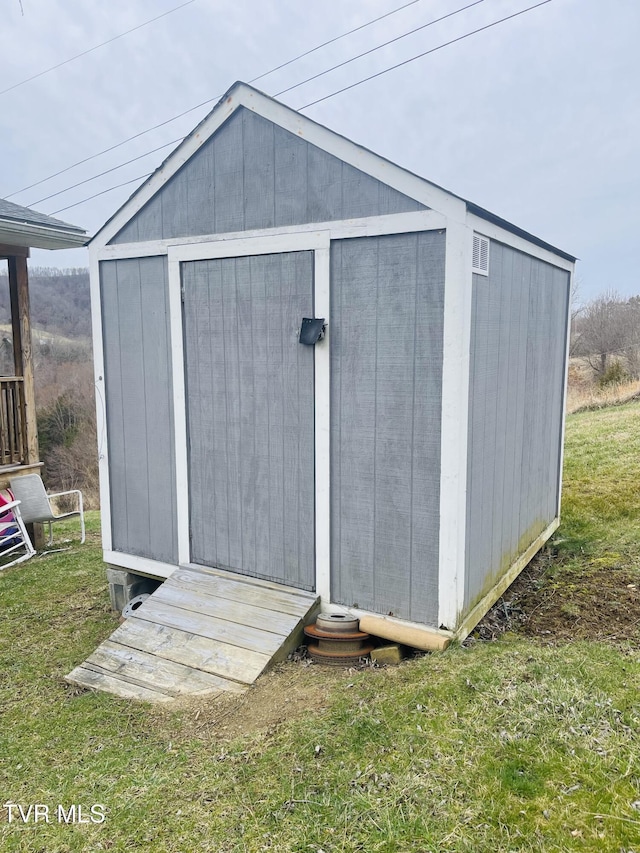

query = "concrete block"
[[106, 568, 160, 613], [370, 644, 405, 666]]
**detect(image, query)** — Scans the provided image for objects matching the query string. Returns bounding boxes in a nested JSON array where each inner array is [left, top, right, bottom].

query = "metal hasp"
[[299, 317, 326, 345]]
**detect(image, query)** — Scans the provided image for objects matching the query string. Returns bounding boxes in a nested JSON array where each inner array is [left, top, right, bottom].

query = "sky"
[[1, 0, 639, 302]]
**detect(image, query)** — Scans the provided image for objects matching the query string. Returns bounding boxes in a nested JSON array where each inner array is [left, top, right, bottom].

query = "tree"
[[573, 290, 630, 375]]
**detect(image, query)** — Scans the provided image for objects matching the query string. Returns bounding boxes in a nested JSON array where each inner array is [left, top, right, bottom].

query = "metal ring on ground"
[[122, 593, 150, 618], [316, 613, 360, 634]]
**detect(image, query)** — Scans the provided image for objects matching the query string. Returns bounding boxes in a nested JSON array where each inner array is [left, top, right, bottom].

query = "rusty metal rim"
[[304, 624, 370, 642], [307, 643, 375, 660]]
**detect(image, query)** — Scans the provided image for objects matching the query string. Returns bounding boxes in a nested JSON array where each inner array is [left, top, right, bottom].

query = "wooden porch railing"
[[0, 377, 27, 466]]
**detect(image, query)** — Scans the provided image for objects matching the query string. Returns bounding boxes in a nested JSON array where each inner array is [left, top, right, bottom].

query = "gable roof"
[[0, 197, 86, 250], [91, 81, 575, 262]]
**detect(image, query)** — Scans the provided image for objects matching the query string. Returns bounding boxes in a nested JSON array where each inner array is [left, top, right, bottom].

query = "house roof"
[[91, 81, 576, 262], [0, 198, 86, 250]]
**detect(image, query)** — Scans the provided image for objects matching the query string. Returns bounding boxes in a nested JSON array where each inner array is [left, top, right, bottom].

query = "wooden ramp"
[[67, 566, 319, 703]]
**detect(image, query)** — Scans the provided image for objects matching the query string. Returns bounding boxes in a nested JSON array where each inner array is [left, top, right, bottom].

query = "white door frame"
[[167, 230, 332, 598]]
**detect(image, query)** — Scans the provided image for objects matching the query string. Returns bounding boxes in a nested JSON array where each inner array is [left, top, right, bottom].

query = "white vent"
[[472, 233, 490, 276]]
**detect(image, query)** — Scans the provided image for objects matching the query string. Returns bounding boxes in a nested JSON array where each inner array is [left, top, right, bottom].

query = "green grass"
[[556, 402, 640, 559], [1, 404, 640, 852]]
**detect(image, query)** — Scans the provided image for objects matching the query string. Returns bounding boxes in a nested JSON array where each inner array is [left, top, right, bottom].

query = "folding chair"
[[0, 498, 35, 569], [10, 474, 85, 545]]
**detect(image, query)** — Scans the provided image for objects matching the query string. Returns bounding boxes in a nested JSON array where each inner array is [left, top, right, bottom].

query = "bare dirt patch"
[[153, 658, 356, 743], [470, 551, 640, 646]]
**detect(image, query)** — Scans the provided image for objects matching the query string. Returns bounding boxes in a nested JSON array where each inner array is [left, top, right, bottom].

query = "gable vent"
[[472, 233, 490, 276]]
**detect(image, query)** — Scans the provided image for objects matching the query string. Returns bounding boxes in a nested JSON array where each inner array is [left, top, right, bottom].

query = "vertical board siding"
[[100, 257, 178, 563], [465, 242, 570, 609], [183, 251, 315, 590], [330, 231, 445, 624], [110, 108, 425, 244]]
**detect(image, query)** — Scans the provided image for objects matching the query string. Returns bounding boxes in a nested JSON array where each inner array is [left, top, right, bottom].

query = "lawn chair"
[[0, 497, 36, 569], [9, 474, 85, 546]]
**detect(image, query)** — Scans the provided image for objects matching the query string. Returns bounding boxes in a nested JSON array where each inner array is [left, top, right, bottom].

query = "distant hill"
[[0, 266, 91, 339]]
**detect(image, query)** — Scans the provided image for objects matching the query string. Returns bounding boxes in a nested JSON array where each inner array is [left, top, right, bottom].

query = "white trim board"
[[96, 210, 447, 261], [104, 551, 177, 580], [437, 221, 474, 631], [466, 212, 575, 272], [556, 270, 574, 517], [313, 246, 331, 603], [89, 248, 112, 554], [167, 251, 189, 566]]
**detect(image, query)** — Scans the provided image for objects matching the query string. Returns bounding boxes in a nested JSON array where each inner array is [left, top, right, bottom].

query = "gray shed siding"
[[182, 252, 316, 590], [330, 231, 445, 624], [100, 256, 178, 563], [465, 242, 570, 610], [110, 108, 425, 244]]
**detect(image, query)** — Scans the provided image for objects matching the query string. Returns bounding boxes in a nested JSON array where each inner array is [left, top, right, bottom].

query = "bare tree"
[[574, 290, 628, 375], [569, 276, 585, 357]]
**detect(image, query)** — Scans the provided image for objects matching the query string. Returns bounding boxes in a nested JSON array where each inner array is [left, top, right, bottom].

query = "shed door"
[[182, 251, 316, 590]]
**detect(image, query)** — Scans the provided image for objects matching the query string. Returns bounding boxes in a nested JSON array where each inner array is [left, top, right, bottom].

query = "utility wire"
[[299, 0, 553, 109], [0, 0, 197, 97], [45, 0, 555, 217], [21, 0, 485, 207], [254, 0, 426, 84], [275, 0, 488, 98], [27, 138, 182, 207], [50, 174, 153, 216], [5, 0, 428, 199]]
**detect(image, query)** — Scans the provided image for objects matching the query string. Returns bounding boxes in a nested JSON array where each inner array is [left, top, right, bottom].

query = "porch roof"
[[0, 198, 86, 251]]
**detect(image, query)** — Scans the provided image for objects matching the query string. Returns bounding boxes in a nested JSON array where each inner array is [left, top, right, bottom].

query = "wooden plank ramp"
[[66, 566, 320, 702]]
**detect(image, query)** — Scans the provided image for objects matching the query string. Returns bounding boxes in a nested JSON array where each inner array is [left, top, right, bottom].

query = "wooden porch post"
[[7, 255, 39, 465]]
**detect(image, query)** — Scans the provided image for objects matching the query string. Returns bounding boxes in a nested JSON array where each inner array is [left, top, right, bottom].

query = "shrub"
[[598, 359, 628, 388]]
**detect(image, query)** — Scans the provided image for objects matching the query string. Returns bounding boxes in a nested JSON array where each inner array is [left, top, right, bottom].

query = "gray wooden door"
[[182, 251, 316, 590]]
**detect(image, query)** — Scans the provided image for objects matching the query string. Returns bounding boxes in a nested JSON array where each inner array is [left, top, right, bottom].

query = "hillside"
[[0, 266, 91, 339]]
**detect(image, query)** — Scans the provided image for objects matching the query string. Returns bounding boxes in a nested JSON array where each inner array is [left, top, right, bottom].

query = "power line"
[[275, 0, 488, 98], [49, 174, 153, 216], [255, 0, 426, 84], [27, 138, 182, 207], [45, 0, 556, 217], [28, 0, 486, 210], [5, 0, 429, 199], [0, 0, 197, 97], [299, 0, 554, 109]]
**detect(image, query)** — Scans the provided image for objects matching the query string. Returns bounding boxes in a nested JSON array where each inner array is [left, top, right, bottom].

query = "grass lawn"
[[1, 404, 639, 852]]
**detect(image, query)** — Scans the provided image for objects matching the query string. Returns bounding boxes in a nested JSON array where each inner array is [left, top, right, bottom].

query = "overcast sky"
[[2, 0, 638, 301]]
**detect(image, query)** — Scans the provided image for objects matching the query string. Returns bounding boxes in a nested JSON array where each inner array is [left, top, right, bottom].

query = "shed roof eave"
[[466, 202, 577, 263], [0, 219, 88, 251]]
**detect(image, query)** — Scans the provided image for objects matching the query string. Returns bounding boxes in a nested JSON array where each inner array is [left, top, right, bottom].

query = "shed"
[[81, 82, 574, 695]]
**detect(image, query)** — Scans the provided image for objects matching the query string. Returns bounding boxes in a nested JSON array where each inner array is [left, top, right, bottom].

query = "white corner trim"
[[90, 82, 465, 248], [438, 221, 474, 631], [556, 270, 573, 517], [97, 210, 448, 261], [167, 252, 190, 566], [89, 247, 112, 554], [313, 246, 331, 603], [104, 550, 177, 580], [466, 211, 575, 272]]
